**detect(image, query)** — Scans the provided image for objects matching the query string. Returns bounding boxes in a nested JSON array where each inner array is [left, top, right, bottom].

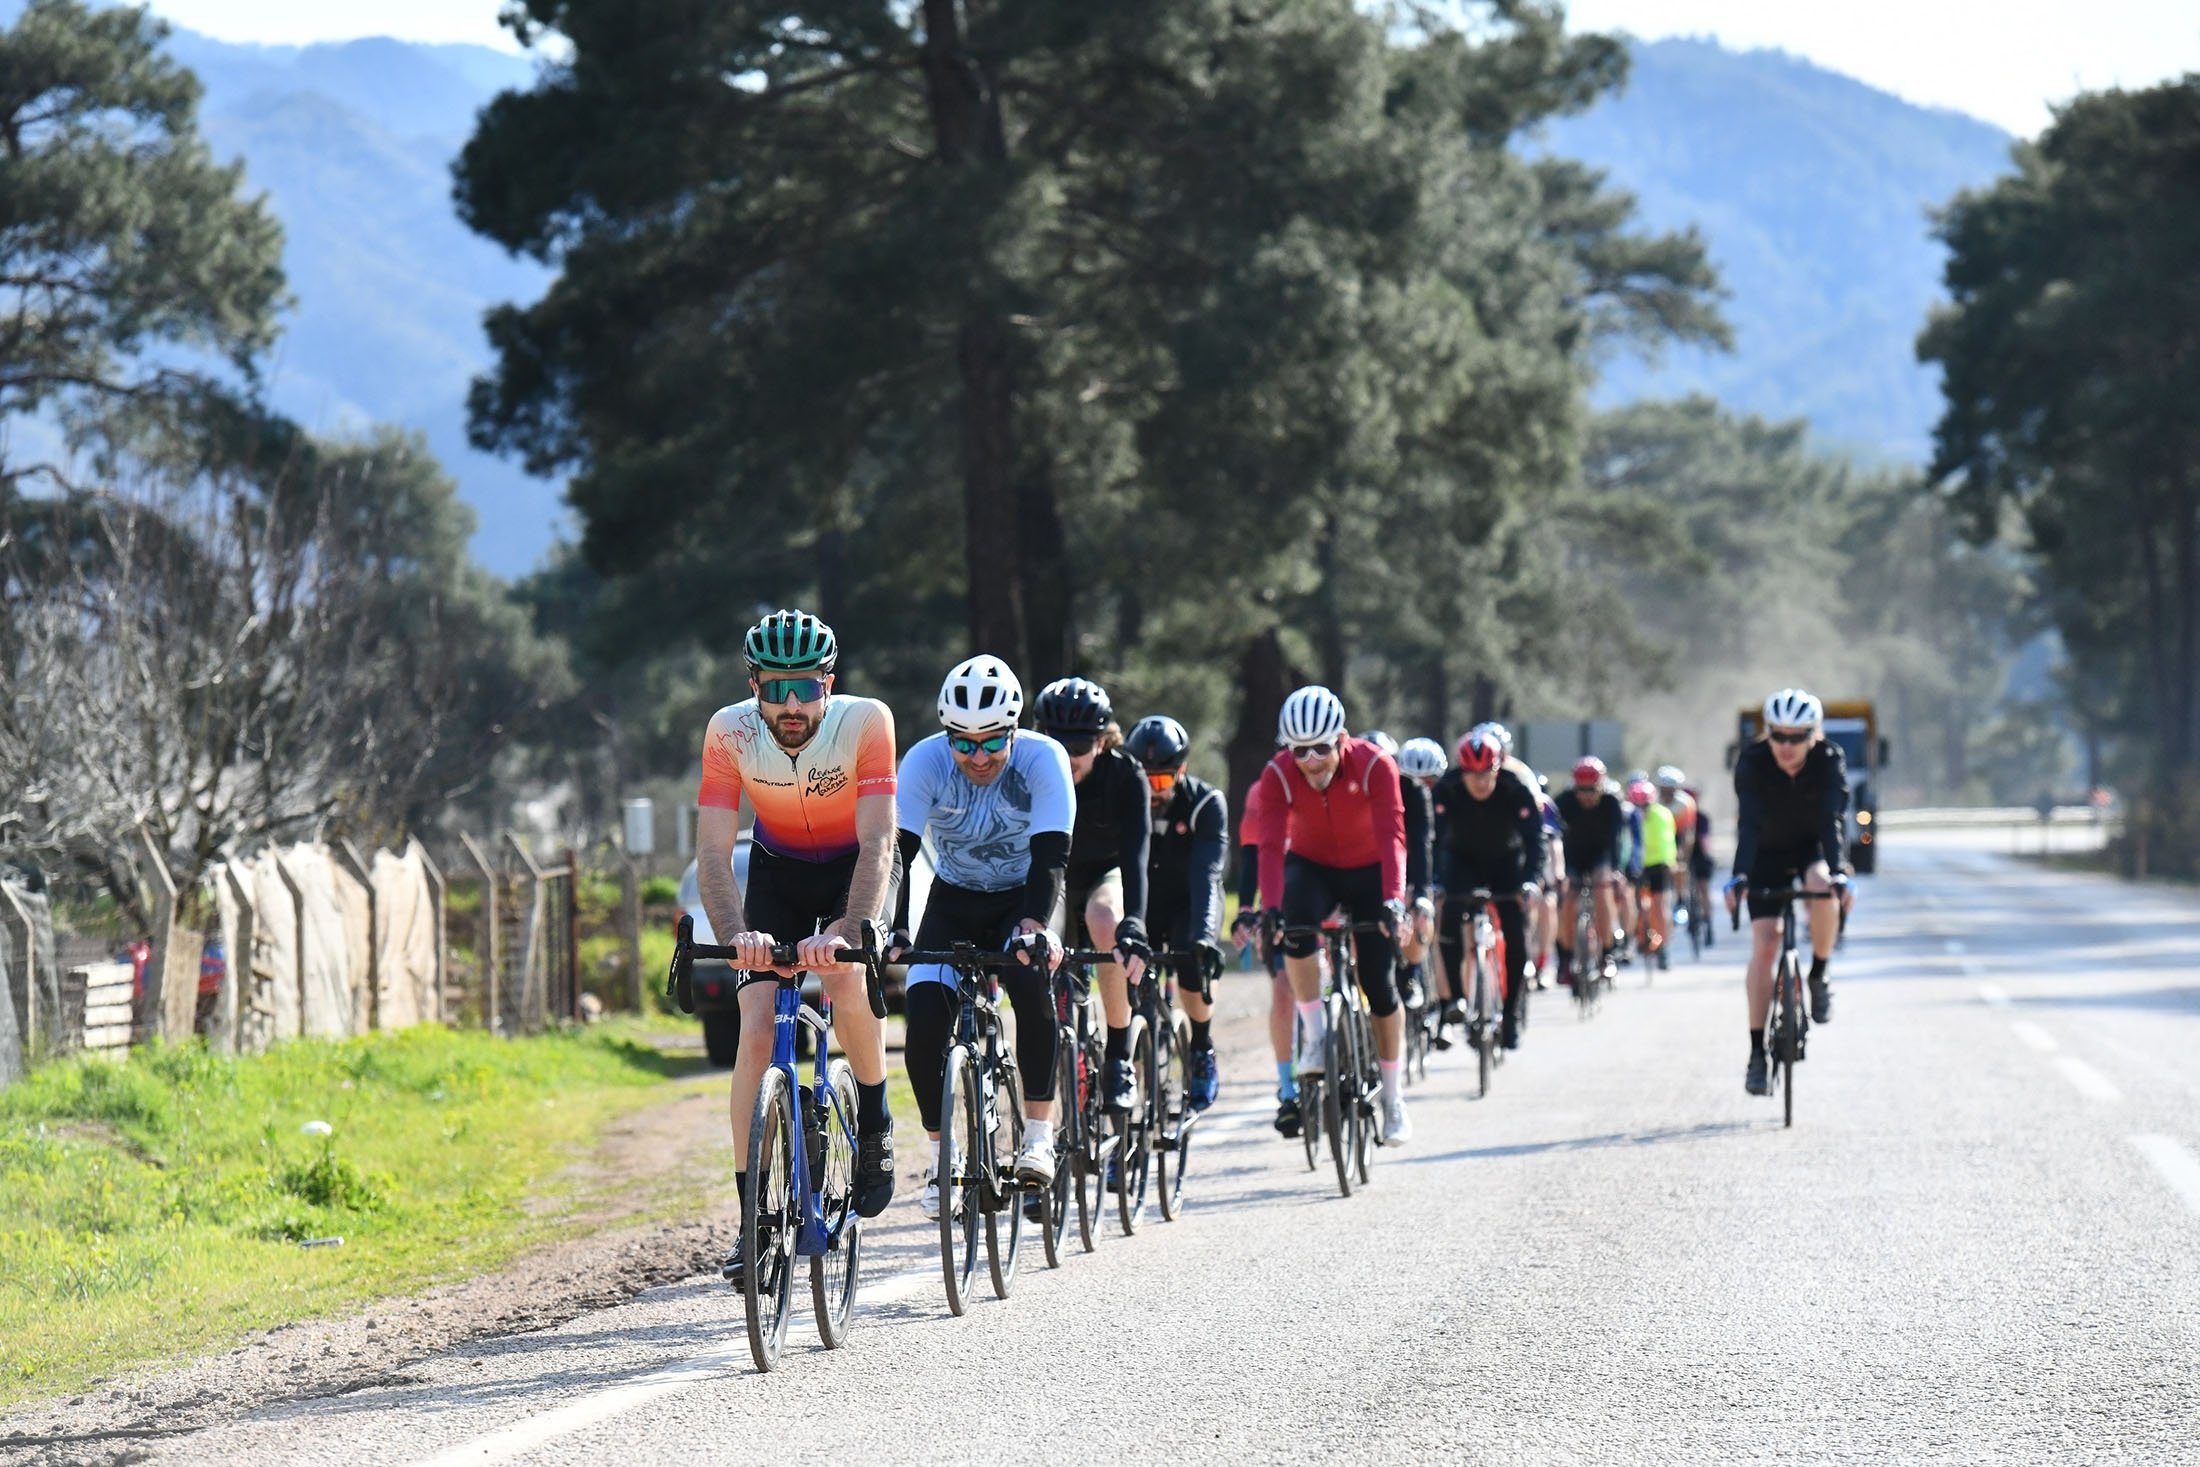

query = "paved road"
[[110, 835, 2200, 1462]]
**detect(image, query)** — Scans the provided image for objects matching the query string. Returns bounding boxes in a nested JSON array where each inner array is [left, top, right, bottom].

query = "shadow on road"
[[1388, 1118, 1761, 1168]]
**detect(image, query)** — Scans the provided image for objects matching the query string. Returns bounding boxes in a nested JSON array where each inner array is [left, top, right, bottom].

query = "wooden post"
[[332, 838, 380, 1031], [503, 833, 546, 1034], [413, 839, 448, 1025], [620, 843, 644, 1015], [220, 862, 258, 1055], [563, 846, 581, 1023], [457, 832, 499, 1031], [0, 880, 31, 1056], [136, 825, 194, 1044]]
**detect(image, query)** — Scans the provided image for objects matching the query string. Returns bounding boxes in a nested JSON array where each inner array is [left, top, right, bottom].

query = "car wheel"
[[702, 1009, 740, 1068]]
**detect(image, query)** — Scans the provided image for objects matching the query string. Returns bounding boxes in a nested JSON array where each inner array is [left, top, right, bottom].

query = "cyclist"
[[1725, 688, 1855, 1096], [1430, 730, 1544, 1049], [1253, 686, 1413, 1145], [1655, 766, 1701, 944], [1234, 758, 1302, 1137], [1613, 769, 1648, 960], [1126, 715, 1228, 1110], [1631, 777, 1677, 970], [1471, 722, 1559, 992], [1556, 756, 1624, 987], [695, 610, 901, 1287], [1683, 776, 1718, 949], [1396, 737, 1448, 1035], [1033, 678, 1152, 1114], [893, 656, 1073, 1216]]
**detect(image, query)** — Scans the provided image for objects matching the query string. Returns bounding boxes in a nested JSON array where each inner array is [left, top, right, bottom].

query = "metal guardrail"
[[1874, 806, 2118, 829]]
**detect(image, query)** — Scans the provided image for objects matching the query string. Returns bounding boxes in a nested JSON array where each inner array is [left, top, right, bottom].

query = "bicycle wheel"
[[1474, 945, 1495, 1099], [1116, 1019, 1154, 1234], [936, 1045, 982, 1317], [1573, 900, 1598, 1017], [1351, 1006, 1375, 1185], [984, 1057, 1025, 1299], [742, 1067, 797, 1372], [809, 1058, 862, 1349], [1323, 996, 1353, 1198], [1157, 1010, 1190, 1221], [1778, 963, 1801, 1130], [1076, 1031, 1106, 1252], [1295, 1015, 1322, 1172], [1041, 1038, 1073, 1268]]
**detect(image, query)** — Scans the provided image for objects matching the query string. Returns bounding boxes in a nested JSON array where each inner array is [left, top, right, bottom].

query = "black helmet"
[[1125, 715, 1190, 771], [1034, 676, 1111, 735]]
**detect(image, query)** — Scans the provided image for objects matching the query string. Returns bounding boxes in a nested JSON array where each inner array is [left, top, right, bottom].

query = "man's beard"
[[770, 711, 821, 749]]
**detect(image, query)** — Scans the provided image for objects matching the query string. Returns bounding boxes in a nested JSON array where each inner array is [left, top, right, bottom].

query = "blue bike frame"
[[753, 974, 853, 1257]]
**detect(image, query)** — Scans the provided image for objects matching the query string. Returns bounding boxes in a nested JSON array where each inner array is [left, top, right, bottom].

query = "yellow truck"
[[1732, 700, 1889, 874]]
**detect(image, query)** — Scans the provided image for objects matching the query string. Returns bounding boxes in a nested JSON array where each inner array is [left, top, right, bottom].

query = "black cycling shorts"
[[1562, 843, 1615, 877], [745, 844, 859, 937], [1640, 865, 1673, 895], [1744, 844, 1825, 921], [1279, 854, 1399, 1018], [1063, 861, 1123, 947]]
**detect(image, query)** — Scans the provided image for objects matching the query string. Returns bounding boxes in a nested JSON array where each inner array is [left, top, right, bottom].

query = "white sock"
[[1296, 999, 1324, 1033], [1380, 1060, 1403, 1105]]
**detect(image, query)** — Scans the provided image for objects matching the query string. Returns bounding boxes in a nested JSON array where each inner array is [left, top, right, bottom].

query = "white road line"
[[2131, 1135, 2200, 1217], [408, 1266, 937, 1467], [2008, 1020, 2058, 1054], [1960, 960, 1985, 976], [1977, 983, 2011, 1007], [1942, 939, 1967, 954], [2052, 1056, 2123, 1104]]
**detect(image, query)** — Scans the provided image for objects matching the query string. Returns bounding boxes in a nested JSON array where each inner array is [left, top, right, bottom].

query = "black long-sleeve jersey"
[[1069, 746, 1151, 941], [1558, 787, 1625, 871], [1147, 775, 1227, 949], [1431, 767, 1547, 889], [1400, 777, 1434, 899], [1731, 738, 1848, 875]]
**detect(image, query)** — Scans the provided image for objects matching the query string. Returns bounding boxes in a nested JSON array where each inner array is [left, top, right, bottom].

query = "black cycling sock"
[[1105, 1025, 1130, 1065], [1809, 956, 1828, 985], [1749, 1028, 1765, 1058], [857, 1080, 890, 1133], [1190, 1018, 1212, 1050], [734, 1170, 749, 1207]]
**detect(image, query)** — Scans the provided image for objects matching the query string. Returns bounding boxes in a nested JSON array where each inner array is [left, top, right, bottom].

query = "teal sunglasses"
[[949, 731, 1012, 757], [757, 675, 829, 704]]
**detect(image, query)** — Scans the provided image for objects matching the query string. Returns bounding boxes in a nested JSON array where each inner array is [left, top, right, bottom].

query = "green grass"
[[0, 1022, 707, 1408]]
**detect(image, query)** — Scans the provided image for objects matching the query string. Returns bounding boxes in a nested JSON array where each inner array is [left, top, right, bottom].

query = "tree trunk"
[[920, 1, 1024, 661], [2176, 488, 2200, 774], [1019, 472, 1073, 685], [1422, 652, 1449, 745], [2138, 509, 2174, 780], [1469, 673, 1498, 728], [1225, 630, 1301, 845], [815, 526, 847, 637], [1314, 510, 1347, 694]]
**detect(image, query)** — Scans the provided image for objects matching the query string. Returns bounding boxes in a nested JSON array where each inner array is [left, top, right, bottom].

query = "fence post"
[[620, 842, 644, 1015], [332, 839, 380, 1031], [503, 833, 546, 1034], [413, 839, 448, 1025], [458, 832, 499, 1032], [221, 862, 258, 1055], [563, 846, 581, 1023], [136, 826, 194, 1044], [0, 881, 30, 1059]]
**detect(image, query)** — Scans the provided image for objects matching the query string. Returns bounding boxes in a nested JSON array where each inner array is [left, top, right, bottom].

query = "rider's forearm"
[[893, 827, 924, 932], [1019, 830, 1070, 929], [839, 795, 897, 937], [697, 833, 747, 944]]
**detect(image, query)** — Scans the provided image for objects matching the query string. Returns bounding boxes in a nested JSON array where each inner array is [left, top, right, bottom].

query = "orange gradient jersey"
[[697, 696, 897, 862]]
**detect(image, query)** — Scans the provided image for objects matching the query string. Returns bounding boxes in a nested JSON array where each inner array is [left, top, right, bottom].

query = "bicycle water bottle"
[[803, 1088, 826, 1180]]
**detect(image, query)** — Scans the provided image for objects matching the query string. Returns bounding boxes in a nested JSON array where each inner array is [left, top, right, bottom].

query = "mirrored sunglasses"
[[949, 731, 1013, 757], [1290, 742, 1335, 761], [757, 675, 828, 705], [1768, 728, 1812, 746]]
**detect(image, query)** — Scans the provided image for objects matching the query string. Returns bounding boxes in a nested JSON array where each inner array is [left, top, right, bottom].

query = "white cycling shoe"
[[919, 1147, 962, 1221], [1294, 1023, 1328, 1079], [1013, 1129, 1057, 1186], [1381, 1097, 1413, 1146]]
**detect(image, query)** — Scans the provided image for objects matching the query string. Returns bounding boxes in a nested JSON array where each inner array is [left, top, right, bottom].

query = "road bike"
[[1565, 876, 1612, 1017], [1453, 889, 1522, 1099], [1038, 947, 1113, 1262], [1733, 885, 1836, 1129], [895, 940, 1039, 1315], [1398, 945, 1436, 1082], [1281, 918, 1386, 1198], [1131, 949, 1212, 1225], [668, 916, 886, 1372]]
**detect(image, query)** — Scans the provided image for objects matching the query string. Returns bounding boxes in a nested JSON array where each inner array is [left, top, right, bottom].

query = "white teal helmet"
[[1363, 730, 1399, 759], [1399, 738, 1447, 780], [1277, 685, 1347, 747], [938, 655, 1024, 734]]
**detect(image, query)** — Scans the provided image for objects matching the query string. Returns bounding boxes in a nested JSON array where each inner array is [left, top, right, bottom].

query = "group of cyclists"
[[692, 608, 1856, 1287]]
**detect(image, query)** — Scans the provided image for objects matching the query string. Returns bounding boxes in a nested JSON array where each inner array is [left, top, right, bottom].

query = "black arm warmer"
[[1187, 791, 1228, 947], [1731, 762, 1760, 878], [1020, 830, 1070, 929], [1236, 840, 1261, 910], [894, 828, 924, 931], [1514, 788, 1546, 887], [1820, 751, 1851, 872], [1114, 764, 1150, 932]]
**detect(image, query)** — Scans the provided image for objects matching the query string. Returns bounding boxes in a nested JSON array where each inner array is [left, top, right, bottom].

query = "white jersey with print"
[[896, 730, 1076, 893]]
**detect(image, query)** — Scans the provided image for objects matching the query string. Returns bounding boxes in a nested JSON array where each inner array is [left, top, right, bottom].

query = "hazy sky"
[[145, 0, 2200, 137]]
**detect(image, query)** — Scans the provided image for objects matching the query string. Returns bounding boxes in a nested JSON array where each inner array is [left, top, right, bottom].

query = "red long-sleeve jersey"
[[1254, 737, 1406, 906]]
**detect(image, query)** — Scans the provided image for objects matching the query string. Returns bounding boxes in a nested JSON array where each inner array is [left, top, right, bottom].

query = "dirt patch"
[[0, 1072, 739, 1466]]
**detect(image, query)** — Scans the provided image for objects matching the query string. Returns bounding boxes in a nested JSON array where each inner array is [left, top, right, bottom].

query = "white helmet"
[[938, 655, 1024, 733], [1399, 737, 1447, 780], [1471, 720, 1514, 755], [1364, 730, 1399, 758], [1655, 765, 1686, 790], [1277, 685, 1347, 747], [1763, 687, 1823, 731]]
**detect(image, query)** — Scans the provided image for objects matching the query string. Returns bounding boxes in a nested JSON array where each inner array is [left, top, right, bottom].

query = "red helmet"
[[1457, 731, 1502, 773], [1625, 780, 1652, 806], [1572, 756, 1606, 788]]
